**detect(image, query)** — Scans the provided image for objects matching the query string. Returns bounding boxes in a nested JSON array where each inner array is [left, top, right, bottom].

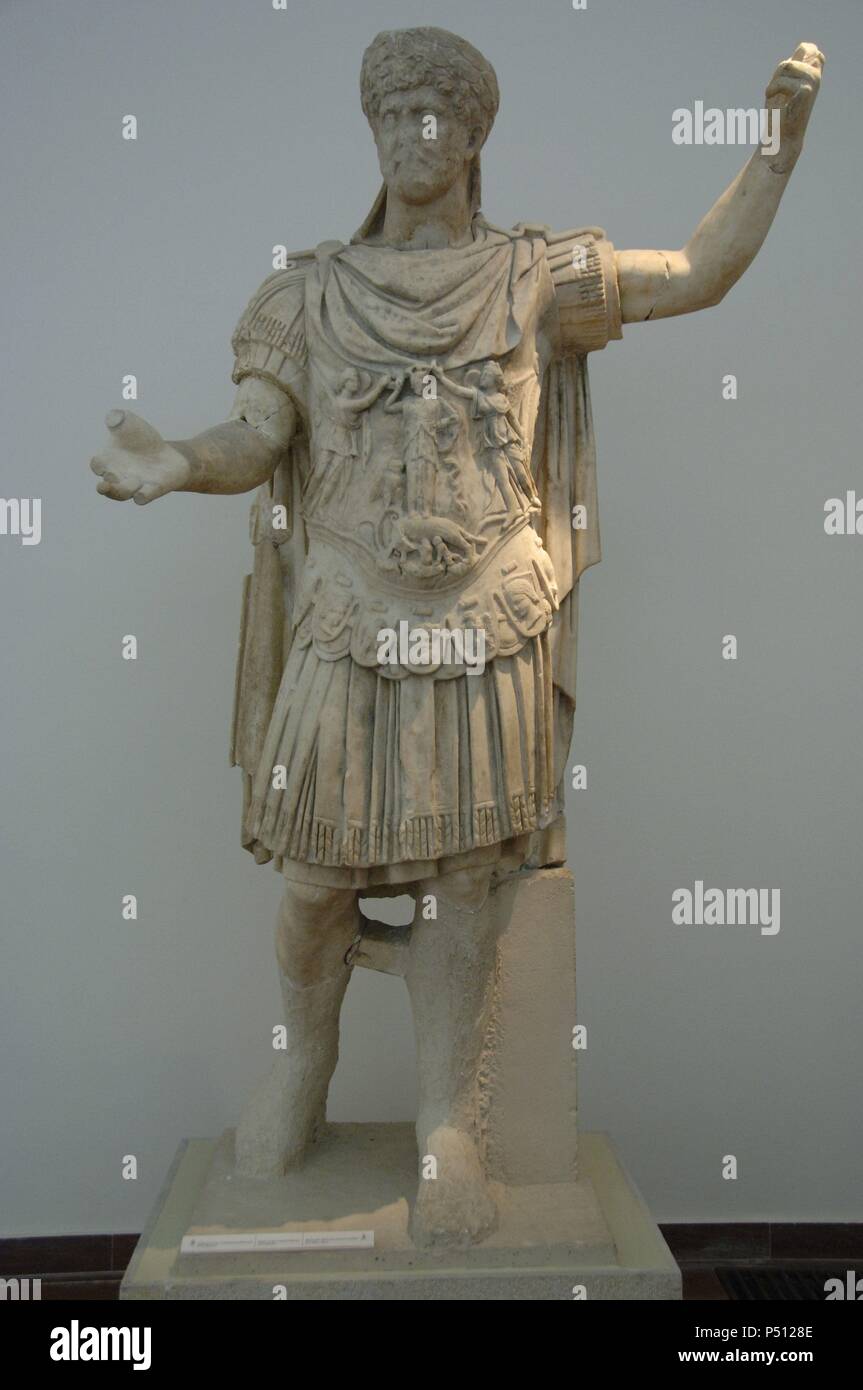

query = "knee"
[[278, 880, 355, 940], [276, 880, 357, 977], [281, 880, 350, 918]]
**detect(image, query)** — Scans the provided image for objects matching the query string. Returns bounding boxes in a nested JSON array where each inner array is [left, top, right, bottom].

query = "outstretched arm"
[[617, 42, 824, 323], [354, 373, 398, 412], [383, 374, 408, 413], [428, 363, 480, 404], [90, 376, 296, 504]]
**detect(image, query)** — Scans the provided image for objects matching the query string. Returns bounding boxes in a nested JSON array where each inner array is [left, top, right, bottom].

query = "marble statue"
[[90, 28, 824, 1249]]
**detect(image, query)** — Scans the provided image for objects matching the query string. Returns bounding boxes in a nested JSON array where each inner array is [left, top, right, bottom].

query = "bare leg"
[[405, 864, 499, 1247], [234, 879, 360, 1178]]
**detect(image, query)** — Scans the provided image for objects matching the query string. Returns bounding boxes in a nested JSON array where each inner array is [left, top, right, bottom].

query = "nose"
[[395, 112, 424, 144]]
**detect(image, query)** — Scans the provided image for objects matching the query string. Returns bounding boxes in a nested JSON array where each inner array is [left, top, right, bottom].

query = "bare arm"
[[383, 388, 406, 414], [617, 43, 824, 323], [428, 363, 479, 403], [354, 373, 398, 412], [90, 376, 297, 504]]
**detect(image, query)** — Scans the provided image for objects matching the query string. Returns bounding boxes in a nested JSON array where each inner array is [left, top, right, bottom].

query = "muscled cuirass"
[[290, 233, 560, 677]]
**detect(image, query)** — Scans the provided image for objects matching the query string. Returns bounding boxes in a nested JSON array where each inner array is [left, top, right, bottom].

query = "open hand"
[[90, 410, 190, 504]]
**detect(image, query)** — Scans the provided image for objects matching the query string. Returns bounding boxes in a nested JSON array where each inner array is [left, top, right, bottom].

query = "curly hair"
[[360, 27, 499, 144]]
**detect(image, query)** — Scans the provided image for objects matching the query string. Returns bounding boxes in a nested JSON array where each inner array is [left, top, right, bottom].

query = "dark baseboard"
[[660, 1223, 863, 1265], [0, 1234, 139, 1278], [0, 1235, 138, 1302]]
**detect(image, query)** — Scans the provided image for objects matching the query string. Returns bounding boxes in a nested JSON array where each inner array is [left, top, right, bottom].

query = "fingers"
[[766, 75, 811, 104], [131, 482, 164, 506], [93, 466, 165, 504], [767, 54, 823, 103], [773, 60, 818, 82], [792, 42, 825, 72], [767, 59, 817, 88], [92, 453, 127, 498], [96, 473, 138, 501], [93, 408, 168, 503], [105, 408, 164, 454]]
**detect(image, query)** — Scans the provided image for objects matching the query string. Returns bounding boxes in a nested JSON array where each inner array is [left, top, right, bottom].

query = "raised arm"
[[617, 42, 824, 323], [354, 372, 399, 412], [90, 376, 296, 505]]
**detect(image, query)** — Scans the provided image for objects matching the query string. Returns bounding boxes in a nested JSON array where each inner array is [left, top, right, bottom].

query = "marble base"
[[121, 1126, 680, 1300]]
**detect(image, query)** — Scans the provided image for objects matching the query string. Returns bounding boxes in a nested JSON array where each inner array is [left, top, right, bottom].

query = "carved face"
[[371, 85, 482, 206], [340, 369, 360, 395], [479, 362, 503, 391]]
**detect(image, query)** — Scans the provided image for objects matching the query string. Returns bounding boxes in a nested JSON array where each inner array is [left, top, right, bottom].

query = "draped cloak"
[[229, 213, 622, 887]]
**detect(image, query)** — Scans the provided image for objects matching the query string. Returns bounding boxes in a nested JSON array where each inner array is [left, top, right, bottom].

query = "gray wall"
[[1, 0, 860, 1235]]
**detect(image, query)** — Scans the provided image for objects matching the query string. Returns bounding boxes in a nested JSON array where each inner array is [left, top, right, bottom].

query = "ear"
[[465, 125, 484, 157]]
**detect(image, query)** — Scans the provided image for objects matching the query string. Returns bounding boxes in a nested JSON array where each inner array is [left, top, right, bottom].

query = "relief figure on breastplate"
[[432, 358, 540, 521], [305, 367, 393, 519], [379, 364, 479, 579]]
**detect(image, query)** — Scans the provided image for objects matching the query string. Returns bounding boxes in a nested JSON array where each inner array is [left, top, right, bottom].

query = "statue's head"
[[340, 368, 360, 395], [479, 361, 504, 391], [360, 28, 499, 211]]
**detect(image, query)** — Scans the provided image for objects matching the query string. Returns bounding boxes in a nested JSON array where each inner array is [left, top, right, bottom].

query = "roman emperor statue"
[[90, 28, 823, 1247]]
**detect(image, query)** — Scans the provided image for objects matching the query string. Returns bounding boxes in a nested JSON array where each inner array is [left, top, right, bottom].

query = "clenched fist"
[[90, 409, 191, 504], [765, 41, 825, 168]]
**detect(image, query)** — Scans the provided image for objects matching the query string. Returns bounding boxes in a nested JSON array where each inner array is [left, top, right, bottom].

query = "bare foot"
[[410, 1124, 498, 1248]]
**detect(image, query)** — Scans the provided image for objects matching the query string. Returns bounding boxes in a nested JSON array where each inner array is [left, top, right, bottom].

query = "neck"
[[381, 173, 474, 249]]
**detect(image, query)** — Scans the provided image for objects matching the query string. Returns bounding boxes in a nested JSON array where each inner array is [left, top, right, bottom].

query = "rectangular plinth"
[[121, 1125, 680, 1300]]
